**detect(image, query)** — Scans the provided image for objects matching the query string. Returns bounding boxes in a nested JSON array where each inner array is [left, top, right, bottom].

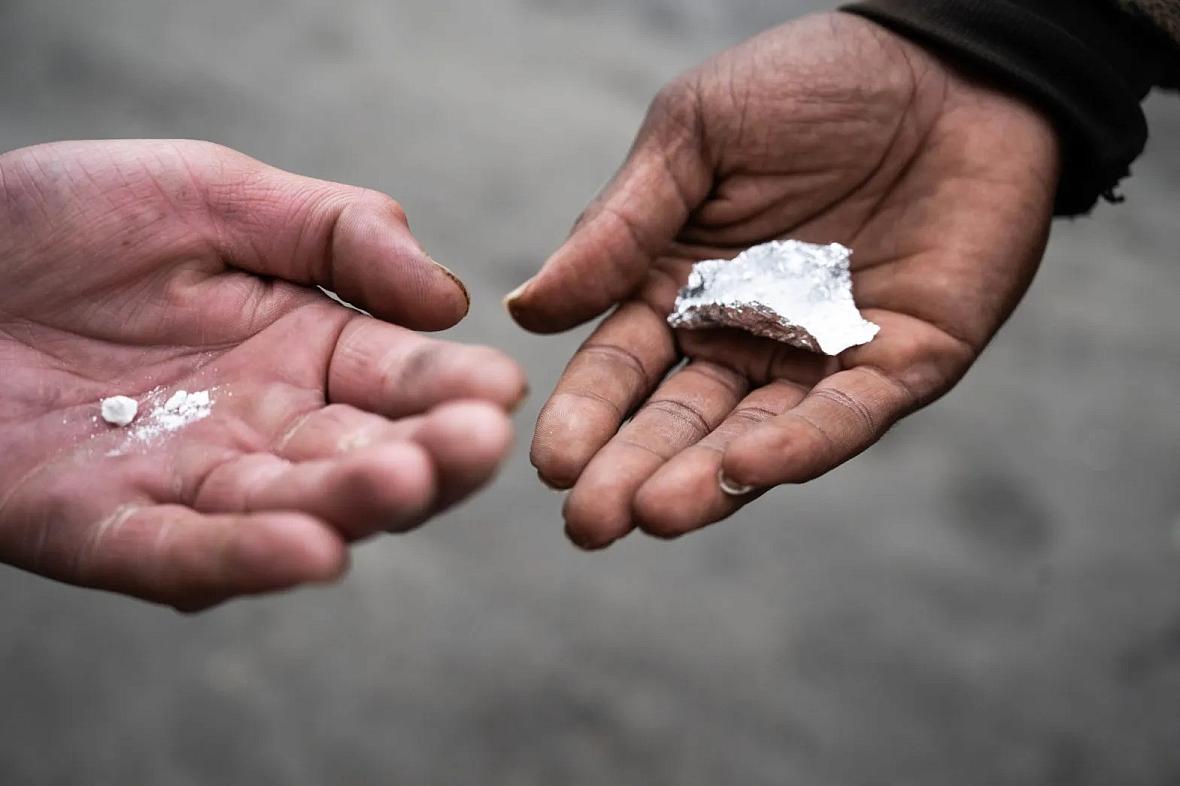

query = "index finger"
[[506, 84, 710, 334], [531, 300, 678, 490]]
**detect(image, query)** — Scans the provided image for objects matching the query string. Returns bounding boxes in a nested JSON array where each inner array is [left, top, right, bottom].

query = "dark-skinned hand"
[[508, 13, 1060, 549]]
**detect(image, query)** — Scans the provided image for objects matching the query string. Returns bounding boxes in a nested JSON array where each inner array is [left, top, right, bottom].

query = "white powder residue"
[[106, 388, 215, 455], [152, 389, 212, 433]]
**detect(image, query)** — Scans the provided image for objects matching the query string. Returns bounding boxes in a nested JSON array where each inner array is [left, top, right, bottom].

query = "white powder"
[[106, 389, 215, 455], [151, 389, 212, 433], [100, 396, 139, 427]]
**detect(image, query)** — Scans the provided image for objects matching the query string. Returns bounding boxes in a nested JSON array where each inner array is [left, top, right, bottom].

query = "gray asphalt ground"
[[2, 1, 1180, 784]]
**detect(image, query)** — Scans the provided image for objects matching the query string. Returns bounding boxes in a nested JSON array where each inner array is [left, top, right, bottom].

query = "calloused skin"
[[508, 13, 1061, 549], [0, 140, 526, 611]]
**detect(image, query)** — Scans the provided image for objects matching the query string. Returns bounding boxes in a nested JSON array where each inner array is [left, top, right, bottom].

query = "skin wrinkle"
[[145, 146, 196, 221], [166, 141, 220, 231], [614, 436, 675, 461], [723, 102, 903, 247], [641, 398, 713, 438], [679, 362, 746, 398], [27, 153, 59, 215], [649, 80, 707, 160], [578, 342, 657, 391], [292, 187, 339, 291], [705, 26, 922, 237], [686, 172, 851, 239], [725, 56, 752, 162], [846, 78, 940, 253], [809, 385, 878, 434], [191, 454, 289, 515], [75, 156, 123, 215], [729, 405, 782, 425], [554, 388, 627, 421], [773, 410, 840, 471], [652, 147, 699, 227], [596, 205, 658, 290], [855, 363, 923, 413], [323, 316, 391, 403], [273, 409, 317, 454]]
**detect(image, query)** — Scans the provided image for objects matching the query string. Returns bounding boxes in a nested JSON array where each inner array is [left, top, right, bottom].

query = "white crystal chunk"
[[100, 396, 139, 427]]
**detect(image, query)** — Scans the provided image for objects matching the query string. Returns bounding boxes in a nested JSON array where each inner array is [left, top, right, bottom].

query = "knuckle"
[[358, 189, 407, 224], [650, 78, 695, 119], [646, 78, 703, 143]]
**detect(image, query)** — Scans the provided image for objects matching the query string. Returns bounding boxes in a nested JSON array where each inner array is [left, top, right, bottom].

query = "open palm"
[[508, 13, 1060, 548], [0, 140, 525, 609]]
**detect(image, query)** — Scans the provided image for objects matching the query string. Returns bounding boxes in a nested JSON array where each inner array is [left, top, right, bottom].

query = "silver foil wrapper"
[[667, 240, 880, 356]]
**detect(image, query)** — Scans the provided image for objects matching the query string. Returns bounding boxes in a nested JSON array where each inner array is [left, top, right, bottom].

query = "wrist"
[[841, 0, 1167, 215]]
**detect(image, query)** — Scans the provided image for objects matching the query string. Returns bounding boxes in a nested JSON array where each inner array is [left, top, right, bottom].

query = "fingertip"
[[529, 399, 606, 490], [468, 347, 529, 412], [351, 443, 438, 533], [417, 258, 471, 331], [633, 474, 707, 541], [564, 521, 618, 552], [530, 446, 585, 492], [426, 344, 528, 412], [721, 432, 790, 489], [331, 197, 469, 331], [562, 480, 634, 551], [503, 279, 532, 316], [537, 470, 572, 492], [237, 513, 350, 585], [503, 260, 608, 336], [504, 285, 554, 335], [421, 400, 516, 468]]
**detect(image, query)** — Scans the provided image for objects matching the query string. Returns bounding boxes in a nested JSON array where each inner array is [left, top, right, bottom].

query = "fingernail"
[[718, 470, 756, 497], [429, 257, 470, 311], [503, 279, 532, 311]]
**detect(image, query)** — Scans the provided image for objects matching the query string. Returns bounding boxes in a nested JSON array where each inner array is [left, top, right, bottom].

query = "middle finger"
[[562, 360, 747, 549]]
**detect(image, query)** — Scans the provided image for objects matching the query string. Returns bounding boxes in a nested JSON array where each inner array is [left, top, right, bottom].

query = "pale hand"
[[0, 140, 526, 610]]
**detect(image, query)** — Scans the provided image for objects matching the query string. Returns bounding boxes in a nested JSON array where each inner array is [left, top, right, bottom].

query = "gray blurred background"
[[2, 0, 1179, 783]]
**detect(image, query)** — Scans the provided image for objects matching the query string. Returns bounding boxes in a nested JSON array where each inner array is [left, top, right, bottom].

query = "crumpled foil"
[[667, 240, 880, 356]]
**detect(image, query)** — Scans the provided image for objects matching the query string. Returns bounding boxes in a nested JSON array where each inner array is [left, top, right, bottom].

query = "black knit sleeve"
[[841, 0, 1176, 215]]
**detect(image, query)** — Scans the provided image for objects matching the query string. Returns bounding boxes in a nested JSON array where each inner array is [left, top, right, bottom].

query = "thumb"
[[506, 86, 711, 334], [200, 142, 469, 331]]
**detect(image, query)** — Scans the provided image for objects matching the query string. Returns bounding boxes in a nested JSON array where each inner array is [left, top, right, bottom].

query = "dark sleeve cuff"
[[841, 0, 1173, 216]]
